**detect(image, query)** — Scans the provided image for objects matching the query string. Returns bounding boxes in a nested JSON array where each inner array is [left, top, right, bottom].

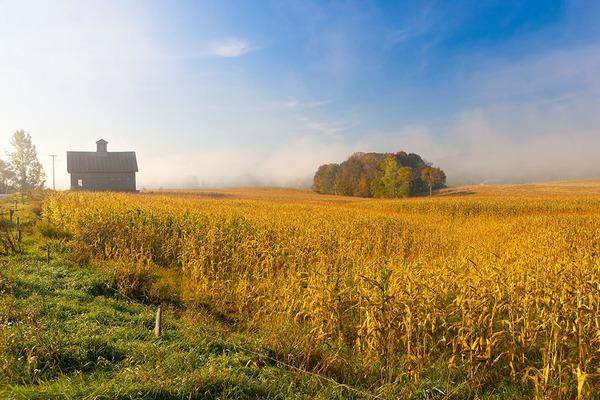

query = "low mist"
[[139, 105, 600, 189]]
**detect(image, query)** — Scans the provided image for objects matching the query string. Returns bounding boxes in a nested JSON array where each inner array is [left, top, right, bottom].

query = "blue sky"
[[1, 0, 600, 188]]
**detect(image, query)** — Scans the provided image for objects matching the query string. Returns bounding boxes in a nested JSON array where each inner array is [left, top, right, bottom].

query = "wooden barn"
[[67, 139, 138, 192]]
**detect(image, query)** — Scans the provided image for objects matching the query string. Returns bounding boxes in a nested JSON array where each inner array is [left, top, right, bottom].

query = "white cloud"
[[208, 38, 255, 57]]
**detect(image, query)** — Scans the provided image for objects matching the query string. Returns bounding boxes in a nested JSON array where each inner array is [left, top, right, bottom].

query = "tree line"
[[0, 131, 45, 193], [312, 151, 446, 198]]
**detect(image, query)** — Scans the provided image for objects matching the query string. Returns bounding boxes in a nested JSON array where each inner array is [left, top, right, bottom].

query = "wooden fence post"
[[16, 217, 21, 242], [9, 209, 14, 224], [154, 305, 162, 337]]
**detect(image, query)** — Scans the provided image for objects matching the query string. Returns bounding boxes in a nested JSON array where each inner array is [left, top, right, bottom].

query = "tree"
[[312, 164, 338, 194], [356, 174, 370, 197], [361, 153, 383, 196], [396, 167, 412, 198], [312, 151, 446, 199], [334, 154, 363, 196], [9, 130, 45, 191], [0, 159, 15, 193], [380, 155, 399, 198], [420, 166, 446, 196], [379, 155, 412, 198]]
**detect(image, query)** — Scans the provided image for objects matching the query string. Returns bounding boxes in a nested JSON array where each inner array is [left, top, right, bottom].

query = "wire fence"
[[194, 323, 390, 400]]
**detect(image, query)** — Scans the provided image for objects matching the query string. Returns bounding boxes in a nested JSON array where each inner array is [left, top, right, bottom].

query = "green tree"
[[396, 167, 412, 198], [420, 166, 446, 196], [0, 159, 15, 193], [370, 168, 385, 198], [380, 155, 398, 197], [379, 155, 412, 198], [9, 130, 45, 191]]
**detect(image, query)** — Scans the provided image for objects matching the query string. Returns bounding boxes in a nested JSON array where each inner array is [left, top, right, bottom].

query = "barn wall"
[[70, 173, 136, 192]]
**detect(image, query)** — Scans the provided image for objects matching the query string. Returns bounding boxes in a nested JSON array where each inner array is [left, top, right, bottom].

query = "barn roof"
[[67, 151, 138, 173]]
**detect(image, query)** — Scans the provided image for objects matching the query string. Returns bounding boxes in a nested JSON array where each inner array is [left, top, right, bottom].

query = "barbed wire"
[[195, 324, 389, 400], [92, 284, 391, 399]]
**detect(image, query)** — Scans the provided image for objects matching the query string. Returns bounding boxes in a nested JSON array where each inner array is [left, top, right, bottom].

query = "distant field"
[[145, 179, 600, 200], [40, 182, 600, 399], [143, 186, 368, 203], [441, 179, 600, 197]]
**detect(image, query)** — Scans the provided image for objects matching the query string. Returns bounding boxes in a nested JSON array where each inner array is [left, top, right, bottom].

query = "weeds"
[[0, 221, 21, 256]]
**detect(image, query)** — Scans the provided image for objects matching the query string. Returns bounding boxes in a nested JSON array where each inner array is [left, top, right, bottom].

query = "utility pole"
[[49, 155, 57, 190]]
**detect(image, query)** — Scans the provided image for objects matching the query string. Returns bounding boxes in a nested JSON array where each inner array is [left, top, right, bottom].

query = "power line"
[[49, 155, 57, 190]]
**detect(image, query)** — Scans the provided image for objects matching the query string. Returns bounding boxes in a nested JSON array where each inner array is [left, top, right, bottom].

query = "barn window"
[[77, 179, 83, 187]]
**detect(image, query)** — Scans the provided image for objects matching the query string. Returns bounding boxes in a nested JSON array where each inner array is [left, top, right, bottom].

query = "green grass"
[[0, 234, 358, 399]]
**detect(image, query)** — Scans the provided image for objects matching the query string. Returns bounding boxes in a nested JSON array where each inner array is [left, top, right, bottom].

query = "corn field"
[[43, 189, 600, 398]]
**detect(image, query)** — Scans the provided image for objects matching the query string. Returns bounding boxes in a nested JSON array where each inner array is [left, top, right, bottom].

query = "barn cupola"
[[96, 139, 108, 153]]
